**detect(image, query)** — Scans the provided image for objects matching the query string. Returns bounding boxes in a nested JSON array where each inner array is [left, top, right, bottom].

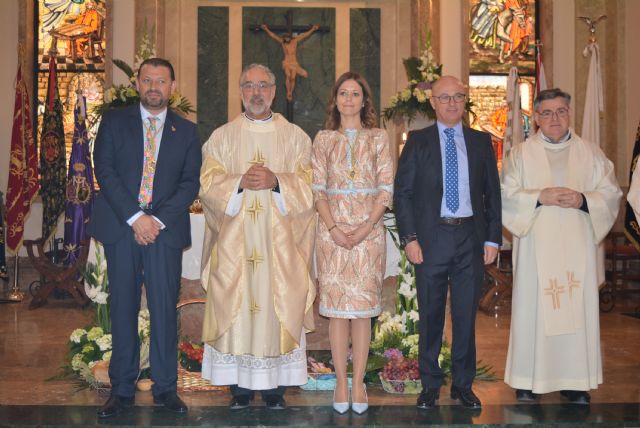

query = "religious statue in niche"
[[260, 23, 320, 102]]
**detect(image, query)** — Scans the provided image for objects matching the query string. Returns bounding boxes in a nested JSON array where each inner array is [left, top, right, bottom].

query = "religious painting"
[[468, 74, 534, 169], [37, 0, 107, 71], [468, 0, 537, 75]]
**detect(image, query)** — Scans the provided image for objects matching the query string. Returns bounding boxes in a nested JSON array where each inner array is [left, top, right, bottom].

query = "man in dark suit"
[[88, 58, 201, 418], [394, 76, 501, 409]]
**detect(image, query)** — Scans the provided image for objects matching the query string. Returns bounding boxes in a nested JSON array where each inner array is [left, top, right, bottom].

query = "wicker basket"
[[177, 367, 228, 392], [378, 372, 422, 394]]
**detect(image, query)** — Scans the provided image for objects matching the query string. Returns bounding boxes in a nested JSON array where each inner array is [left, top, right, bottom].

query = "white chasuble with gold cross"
[[199, 113, 315, 389], [501, 130, 621, 393]]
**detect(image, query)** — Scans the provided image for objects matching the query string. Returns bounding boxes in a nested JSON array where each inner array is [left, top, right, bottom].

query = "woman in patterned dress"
[[312, 72, 394, 413]]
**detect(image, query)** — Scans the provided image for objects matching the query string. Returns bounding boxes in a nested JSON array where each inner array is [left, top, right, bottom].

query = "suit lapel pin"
[[171, 125, 176, 132]]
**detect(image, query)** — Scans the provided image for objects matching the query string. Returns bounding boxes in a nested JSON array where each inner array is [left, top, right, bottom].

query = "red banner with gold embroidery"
[[5, 64, 39, 254]]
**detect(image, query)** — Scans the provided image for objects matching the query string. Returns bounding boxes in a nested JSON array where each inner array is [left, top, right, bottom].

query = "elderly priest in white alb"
[[501, 88, 622, 406]]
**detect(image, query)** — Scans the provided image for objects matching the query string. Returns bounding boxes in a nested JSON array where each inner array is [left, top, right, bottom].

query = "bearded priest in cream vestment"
[[501, 89, 621, 399], [199, 64, 315, 402]]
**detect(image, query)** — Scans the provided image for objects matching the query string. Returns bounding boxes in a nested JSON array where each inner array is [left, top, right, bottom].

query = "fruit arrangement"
[[379, 348, 422, 394], [381, 356, 420, 382]]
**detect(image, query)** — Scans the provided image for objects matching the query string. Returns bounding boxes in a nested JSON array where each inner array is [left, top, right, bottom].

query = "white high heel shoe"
[[351, 383, 368, 414], [332, 385, 349, 414]]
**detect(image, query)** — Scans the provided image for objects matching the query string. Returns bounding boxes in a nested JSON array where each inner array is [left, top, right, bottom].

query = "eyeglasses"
[[431, 93, 467, 104], [537, 107, 569, 119], [240, 81, 274, 91]]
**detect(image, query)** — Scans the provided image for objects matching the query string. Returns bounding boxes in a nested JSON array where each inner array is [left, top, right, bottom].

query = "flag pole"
[[4, 255, 25, 302]]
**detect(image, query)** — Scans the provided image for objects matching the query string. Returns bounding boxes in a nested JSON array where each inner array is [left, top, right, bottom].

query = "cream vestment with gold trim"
[[199, 113, 315, 389]]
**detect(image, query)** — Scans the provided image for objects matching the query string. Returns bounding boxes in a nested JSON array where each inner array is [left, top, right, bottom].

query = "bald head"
[[432, 76, 465, 93], [430, 75, 467, 127]]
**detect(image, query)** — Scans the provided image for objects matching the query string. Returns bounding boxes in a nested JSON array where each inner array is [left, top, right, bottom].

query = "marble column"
[[411, 0, 440, 60]]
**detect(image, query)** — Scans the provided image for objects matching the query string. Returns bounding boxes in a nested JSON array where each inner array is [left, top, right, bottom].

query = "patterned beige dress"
[[312, 128, 394, 318]]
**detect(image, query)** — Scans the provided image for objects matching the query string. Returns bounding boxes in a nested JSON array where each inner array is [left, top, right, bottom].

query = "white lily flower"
[[94, 291, 108, 305], [84, 283, 99, 300], [398, 282, 413, 298]]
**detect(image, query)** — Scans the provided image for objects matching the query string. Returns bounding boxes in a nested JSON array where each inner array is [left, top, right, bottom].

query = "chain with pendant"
[[344, 130, 359, 181]]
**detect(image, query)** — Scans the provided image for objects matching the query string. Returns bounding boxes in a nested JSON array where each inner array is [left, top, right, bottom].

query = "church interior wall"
[[0, 0, 19, 203], [625, 0, 640, 182], [1, 0, 640, 252], [158, 1, 409, 155]]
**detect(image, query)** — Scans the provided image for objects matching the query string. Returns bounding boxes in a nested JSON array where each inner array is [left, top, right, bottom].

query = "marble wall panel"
[[198, 6, 229, 144], [350, 8, 381, 119]]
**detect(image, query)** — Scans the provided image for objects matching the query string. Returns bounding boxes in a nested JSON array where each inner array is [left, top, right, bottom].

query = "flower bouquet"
[[178, 341, 204, 372], [66, 309, 150, 390], [382, 33, 442, 127], [60, 243, 151, 390]]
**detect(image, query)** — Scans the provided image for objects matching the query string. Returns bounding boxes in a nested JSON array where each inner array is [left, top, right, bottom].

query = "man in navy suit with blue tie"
[[89, 58, 201, 418], [394, 76, 501, 409]]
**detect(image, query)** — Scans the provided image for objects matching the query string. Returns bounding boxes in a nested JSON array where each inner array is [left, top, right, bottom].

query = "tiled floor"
[[1, 258, 639, 427]]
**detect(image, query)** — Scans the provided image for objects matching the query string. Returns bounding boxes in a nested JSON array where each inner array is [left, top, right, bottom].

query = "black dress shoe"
[[560, 390, 591, 405], [153, 391, 188, 413], [264, 395, 287, 410], [417, 388, 440, 409], [229, 395, 251, 410], [97, 394, 134, 418], [515, 389, 539, 401], [451, 386, 482, 408]]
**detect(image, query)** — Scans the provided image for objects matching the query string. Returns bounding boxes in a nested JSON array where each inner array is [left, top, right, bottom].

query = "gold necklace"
[[342, 129, 360, 181]]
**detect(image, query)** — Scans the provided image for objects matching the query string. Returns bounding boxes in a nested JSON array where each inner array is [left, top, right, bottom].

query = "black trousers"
[[103, 232, 182, 398], [230, 385, 287, 399], [414, 222, 484, 390]]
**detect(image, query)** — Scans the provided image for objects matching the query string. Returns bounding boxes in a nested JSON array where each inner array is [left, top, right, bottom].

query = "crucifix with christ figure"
[[251, 11, 329, 121]]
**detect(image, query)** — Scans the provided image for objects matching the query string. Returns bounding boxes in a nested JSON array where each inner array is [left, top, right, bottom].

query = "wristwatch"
[[399, 234, 417, 249]]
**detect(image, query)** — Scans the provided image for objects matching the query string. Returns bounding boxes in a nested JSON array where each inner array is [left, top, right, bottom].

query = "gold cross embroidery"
[[247, 197, 264, 223], [248, 150, 267, 165], [567, 271, 581, 297], [250, 298, 260, 315], [544, 278, 566, 310], [247, 247, 264, 272]]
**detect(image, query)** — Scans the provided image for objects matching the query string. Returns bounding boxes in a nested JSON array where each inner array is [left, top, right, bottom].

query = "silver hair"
[[239, 63, 276, 85], [533, 88, 571, 111]]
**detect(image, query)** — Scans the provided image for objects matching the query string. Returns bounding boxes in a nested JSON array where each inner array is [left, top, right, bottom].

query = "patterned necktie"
[[444, 127, 459, 213], [138, 116, 158, 207]]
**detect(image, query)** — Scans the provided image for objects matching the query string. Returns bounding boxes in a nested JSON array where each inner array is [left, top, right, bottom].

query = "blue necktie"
[[444, 128, 459, 213]]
